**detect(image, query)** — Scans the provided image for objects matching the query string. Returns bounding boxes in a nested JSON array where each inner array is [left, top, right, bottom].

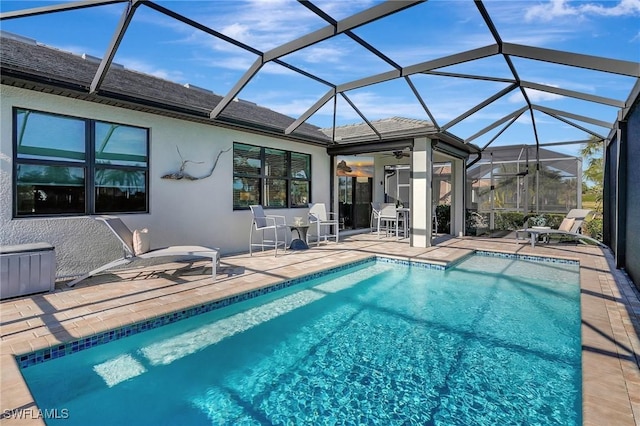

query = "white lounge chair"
[[307, 203, 339, 246], [67, 216, 219, 287], [515, 209, 604, 248], [249, 205, 288, 256]]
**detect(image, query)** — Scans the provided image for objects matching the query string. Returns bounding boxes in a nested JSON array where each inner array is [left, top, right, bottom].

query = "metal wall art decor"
[[161, 146, 231, 180]]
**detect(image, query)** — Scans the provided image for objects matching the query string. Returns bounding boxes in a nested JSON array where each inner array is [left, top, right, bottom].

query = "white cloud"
[[211, 0, 326, 50], [525, 0, 640, 22], [220, 22, 252, 43], [298, 46, 346, 64], [524, 88, 564, 102], [117, 58, 186, 82], [259, 61, 310, 76], [200, 54, 256, 72], [259, 96, 327, 117], [525, 0, 580, 21], [56, 44, 100, 58], [333, 91, 433, 122], [506, 83, 564, 103], [580, 0, 640, 16], [254, 89, 429, 125], [497, 27, 576, 47]]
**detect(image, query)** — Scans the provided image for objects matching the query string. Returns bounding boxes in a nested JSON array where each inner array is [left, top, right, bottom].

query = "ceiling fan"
[[382, 150, 410, 159]]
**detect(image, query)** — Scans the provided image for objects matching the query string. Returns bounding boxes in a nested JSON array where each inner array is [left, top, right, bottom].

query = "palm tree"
[[580, 136, 603, 212]]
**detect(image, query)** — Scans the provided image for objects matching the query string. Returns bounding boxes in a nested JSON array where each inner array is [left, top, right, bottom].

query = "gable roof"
[[323, 117, 436, 141]]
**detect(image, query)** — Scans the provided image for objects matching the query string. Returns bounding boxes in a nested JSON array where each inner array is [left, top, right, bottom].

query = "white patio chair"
[[371, 202, 395, 235], [249, 205, 288, 256], [67, 216, 219, 287], [377, 205, 399, 238], [307, 203, 339, 246], [370, 202, 381, 229]]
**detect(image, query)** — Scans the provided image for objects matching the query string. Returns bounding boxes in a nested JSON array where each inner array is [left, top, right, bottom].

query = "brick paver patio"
[[1, 233, 638, 425]]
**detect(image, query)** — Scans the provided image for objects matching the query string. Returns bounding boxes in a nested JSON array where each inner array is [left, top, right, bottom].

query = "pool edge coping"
[[2, 239, 636, 426]]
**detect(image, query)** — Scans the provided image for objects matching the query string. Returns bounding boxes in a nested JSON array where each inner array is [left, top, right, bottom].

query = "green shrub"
[[523, 213, 564, 229], [465, 210, 489, 235], [494, 212, 525, 230], [584, 217, 603, 241], [545, 214, 564, 229], [436, 204, 450, 232]]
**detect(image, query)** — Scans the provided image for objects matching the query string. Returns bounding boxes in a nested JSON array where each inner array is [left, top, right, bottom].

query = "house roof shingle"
[[322, 117, 436, 141]]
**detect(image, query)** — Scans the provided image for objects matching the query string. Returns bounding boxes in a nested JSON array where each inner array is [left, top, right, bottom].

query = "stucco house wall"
[[0, 85, 330, 279]]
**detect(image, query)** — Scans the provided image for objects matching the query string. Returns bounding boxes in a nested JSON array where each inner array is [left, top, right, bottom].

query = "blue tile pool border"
[[16, 250, 578, 368], [16, 256, 374, 369], [474, 250, 579, 265], [375, 256, 447, 270]]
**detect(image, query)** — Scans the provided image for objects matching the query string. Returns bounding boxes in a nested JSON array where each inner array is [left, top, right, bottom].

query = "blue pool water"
[[21, 255, 581, 425]]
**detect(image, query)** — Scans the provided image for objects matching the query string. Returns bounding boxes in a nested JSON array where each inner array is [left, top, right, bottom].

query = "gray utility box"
[[1, 243, 56, 299]]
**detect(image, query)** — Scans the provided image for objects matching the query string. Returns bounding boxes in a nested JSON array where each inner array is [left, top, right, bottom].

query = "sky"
[[1, 0, 639, 157]]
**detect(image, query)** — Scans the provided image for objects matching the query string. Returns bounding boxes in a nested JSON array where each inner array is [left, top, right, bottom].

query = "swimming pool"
[[20, 254, 581, 425]]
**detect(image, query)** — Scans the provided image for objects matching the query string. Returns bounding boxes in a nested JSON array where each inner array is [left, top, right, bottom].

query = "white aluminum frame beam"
[[288, 44, 501, 134], [216, 0, 421, 120], [521, 81, 625, 108], [3, 0, 636, 151], [301, 1, 404, 71], [341, 93, 382, 140], [264, 1, 422, 62], [539, 140, 600, 148], [0, 0, 124, 19], [503, 43, 640, 77], [424, 70, 515, 84], [338, 44, 499, 93], [533, 104, 612, 129], [145, 1, 334, 117], [210, 58, 264, 119], [465, 106, 528, 143], [481, 114, 521, 151], [404, 76, 439, 128], [474, 0, 541, 148], [441, 83, 518, 131], [403, 44, 500, 76], [536, 109, 606, 140], [285, 88, 336, 134]]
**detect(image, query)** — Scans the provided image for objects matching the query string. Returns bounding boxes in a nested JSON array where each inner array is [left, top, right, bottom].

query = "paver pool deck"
[[1, 233, 639, 425]]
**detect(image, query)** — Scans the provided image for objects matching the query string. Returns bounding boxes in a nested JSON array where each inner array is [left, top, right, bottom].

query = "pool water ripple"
[[21, 255, 581, 425]]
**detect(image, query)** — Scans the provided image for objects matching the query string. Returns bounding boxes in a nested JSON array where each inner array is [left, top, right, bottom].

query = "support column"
[[615, 119, 627, 269], [576, 158, 582, 209], [373, 157, 386, 204], [451, 157, 465, 236], [330, 155, 337, 215], [411, 137, 432, 247]]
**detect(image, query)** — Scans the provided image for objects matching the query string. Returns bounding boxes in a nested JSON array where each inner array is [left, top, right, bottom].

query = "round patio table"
[[289, 224, 310, 250]]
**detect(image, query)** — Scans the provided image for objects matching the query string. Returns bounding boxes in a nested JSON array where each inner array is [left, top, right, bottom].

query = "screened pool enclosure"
[[466, 146, 581, 232]]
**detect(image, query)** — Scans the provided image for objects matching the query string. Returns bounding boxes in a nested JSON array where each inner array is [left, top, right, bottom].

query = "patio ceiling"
[[1, 0, 639, 155]]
